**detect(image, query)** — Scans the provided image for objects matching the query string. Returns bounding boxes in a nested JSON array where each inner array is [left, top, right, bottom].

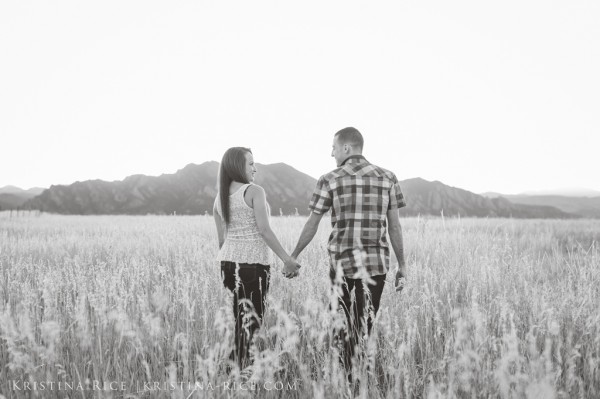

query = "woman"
[[213, 147, 300, 369]]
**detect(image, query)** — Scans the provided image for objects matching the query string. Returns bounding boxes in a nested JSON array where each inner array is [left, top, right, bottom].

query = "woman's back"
[[215, 183, 273, 265]]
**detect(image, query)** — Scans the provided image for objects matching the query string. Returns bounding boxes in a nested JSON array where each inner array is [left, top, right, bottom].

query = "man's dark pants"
[[329, 268, 386, 373]]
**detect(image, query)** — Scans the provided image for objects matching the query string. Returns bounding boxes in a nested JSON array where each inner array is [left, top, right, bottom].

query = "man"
[[291, 127, 407, 375]]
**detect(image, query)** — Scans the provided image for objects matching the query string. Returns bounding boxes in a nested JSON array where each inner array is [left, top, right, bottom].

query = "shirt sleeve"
[[308, 176, 332, 215], [388, 174, 407, 210]]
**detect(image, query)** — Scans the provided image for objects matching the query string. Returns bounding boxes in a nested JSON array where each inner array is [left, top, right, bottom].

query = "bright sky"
[[1, 0, 598, 194]]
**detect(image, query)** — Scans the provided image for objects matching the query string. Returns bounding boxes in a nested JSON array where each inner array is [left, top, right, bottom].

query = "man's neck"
[[340, 154, 365, 166]]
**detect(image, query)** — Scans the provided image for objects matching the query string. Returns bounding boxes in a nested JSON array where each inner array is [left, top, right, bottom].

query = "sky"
[[1, 0, 598, 195]]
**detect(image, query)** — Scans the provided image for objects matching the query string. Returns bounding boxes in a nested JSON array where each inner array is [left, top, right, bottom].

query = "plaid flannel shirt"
[[308, 155, 406, 277]]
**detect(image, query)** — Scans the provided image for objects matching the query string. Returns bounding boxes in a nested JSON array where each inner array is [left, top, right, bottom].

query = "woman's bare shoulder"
[[246, 183, 265, 196]]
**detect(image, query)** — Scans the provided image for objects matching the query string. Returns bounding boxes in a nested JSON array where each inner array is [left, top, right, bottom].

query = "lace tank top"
[[215, 184, 273, 265]]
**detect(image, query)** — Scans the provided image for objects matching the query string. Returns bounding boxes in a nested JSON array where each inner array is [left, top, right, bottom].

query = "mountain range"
[[518, 188, 600, 197], [21, 162, 315, 216], [481, 193, 600, 219], [0, 186, 45, 210], [397, 179, 573, 218], [1, 162, 597, 218]]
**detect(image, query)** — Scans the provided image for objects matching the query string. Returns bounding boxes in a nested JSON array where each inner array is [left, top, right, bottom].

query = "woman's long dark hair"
[[219, 147, 252, 225]]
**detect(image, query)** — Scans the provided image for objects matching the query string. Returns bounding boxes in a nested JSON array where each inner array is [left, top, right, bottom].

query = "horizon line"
[[2, 160, 600, 196]]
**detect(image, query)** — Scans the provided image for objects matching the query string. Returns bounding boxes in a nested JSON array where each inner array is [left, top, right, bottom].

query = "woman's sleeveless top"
[[215, 184, 273, 265]]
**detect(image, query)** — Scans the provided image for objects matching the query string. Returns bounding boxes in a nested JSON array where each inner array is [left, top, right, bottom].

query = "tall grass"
[[0, 213, 599, 398]]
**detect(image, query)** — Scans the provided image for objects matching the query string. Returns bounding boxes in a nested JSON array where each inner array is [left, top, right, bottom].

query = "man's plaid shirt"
[[308, 155, 406, 278]]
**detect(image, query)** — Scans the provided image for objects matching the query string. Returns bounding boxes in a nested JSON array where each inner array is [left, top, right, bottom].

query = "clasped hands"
[[282, 257, 301, 279]]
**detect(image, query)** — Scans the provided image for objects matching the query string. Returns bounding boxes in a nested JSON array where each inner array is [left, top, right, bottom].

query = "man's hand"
[[283, 258, 301, 279], [394, 263, 406, 292]]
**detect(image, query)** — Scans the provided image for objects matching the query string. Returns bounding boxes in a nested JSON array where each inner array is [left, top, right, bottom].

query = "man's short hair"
[[335, 127, 364, 151]]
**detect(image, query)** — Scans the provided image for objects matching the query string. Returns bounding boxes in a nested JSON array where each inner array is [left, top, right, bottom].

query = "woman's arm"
[[213, 200, 225, 249], [247, 185, 301, 276]]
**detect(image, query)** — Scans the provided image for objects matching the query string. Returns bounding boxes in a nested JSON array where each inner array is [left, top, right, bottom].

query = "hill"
[[0, 186, 46, 210], [22, 164, 575, 218], [25, 162, 315, 215], [503, 195, 600, 218], [398, 178, 574, 218], [518, 188, 600, 197]]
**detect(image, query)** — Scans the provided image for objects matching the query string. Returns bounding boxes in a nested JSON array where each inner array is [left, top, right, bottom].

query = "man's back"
[[309, 155, 406, 277]]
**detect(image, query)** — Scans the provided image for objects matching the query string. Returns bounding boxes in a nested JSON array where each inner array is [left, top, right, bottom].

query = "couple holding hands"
[[213, 127, 407, 377]]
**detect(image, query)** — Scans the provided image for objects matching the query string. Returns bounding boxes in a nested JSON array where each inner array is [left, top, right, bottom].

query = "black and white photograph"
[[1, 1, 599, 398]]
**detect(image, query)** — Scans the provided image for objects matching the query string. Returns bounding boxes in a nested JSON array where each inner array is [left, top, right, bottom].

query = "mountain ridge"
[[492, 194, 600, 219], [518, 188, 600, 197], [24, 162, 315, 216], [0, 186, 46, 210], [16, 162, 583, 218]]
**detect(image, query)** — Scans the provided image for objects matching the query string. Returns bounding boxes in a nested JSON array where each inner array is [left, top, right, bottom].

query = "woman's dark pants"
[[221, 261, 270, 369]]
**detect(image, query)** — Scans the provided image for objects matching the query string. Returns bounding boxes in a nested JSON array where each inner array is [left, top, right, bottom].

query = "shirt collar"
[[341, 154, 367, 166]]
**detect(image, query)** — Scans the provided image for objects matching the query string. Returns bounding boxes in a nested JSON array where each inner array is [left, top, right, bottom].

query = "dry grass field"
[[1, 212, 599, 398]]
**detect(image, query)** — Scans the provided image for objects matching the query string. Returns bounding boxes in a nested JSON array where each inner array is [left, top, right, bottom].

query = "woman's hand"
[[283, 257, 301, 279]]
